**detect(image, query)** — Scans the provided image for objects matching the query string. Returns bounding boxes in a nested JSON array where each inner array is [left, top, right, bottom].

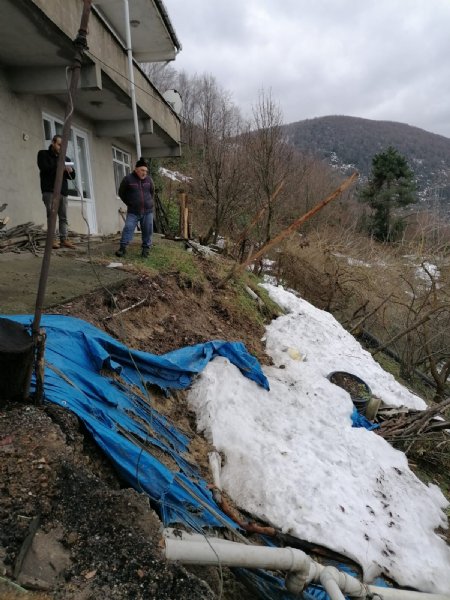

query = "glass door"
[[74, 130, 97, 234], [42, 115, 98, 234]]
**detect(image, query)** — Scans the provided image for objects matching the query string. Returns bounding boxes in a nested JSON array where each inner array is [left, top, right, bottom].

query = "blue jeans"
[[120, 211, 153, 248]]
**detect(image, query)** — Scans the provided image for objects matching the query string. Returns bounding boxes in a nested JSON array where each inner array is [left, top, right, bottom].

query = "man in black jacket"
[[115, 158, 154, 258], [37, 134, 76, 249]]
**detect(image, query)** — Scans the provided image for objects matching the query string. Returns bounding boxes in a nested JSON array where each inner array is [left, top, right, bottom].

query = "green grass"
[[130, 241, 206, 286], [242, 272, 285, 318], [227, 272, 284, 327]]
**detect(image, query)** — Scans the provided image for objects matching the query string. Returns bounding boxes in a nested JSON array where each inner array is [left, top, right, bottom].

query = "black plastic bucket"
[[327, 371, 372, 416], [0, 318, 34, 401]]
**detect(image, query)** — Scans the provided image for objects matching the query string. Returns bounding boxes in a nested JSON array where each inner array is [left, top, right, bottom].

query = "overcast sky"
[[163, 0, 450, 138]]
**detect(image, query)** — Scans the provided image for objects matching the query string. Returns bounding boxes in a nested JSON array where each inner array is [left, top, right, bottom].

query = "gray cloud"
[[164, 0, 450, 137]]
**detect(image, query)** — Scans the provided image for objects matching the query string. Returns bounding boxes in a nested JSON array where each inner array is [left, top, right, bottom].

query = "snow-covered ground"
[[187, 284, 450, 594]]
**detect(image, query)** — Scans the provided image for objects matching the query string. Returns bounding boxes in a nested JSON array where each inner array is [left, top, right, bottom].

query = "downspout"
[[123, 0, 141, 159]]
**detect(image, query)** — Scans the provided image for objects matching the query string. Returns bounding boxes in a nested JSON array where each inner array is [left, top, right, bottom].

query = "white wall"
[[0, 69, 136, 237], [0, 68, 46, 230]]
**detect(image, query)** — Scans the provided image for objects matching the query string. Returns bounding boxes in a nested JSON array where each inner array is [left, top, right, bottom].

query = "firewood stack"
[[0, 222, 48, 254]]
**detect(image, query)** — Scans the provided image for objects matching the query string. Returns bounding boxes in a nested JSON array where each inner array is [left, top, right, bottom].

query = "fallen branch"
[[210, 486, 277, 537], [103, 297, 148, 321], [218, 172, 358, 288]]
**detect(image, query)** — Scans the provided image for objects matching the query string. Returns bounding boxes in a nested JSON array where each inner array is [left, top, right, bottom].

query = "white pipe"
[[361, 590, 450, 600], [320, 567, 350, 600], [163, 529, 237, 545], [123, 0, 141, 159], [164, 535, 450, 600], [165, 537, 311, 574]]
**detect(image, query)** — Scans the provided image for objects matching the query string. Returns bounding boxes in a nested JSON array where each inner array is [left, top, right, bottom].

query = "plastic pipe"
[[164, 534, 450, 600], [165, 537, 312, 574], [362, 590, 450, 600], [123, 0, 141, 158], [320, 567, 352, 600]]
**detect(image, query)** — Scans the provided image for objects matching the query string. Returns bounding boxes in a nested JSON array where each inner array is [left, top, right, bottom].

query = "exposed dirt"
[[0, 259, 269, 599], [52, 267, 268, 363]]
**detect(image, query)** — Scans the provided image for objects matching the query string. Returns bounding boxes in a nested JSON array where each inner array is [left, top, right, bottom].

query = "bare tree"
[[245, 90, 293, 243], [140, 62, 178, 93], [186, 74, 247, 244]]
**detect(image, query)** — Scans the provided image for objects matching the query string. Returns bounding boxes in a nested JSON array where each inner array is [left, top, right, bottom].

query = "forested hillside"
[[284, 116, 450, 211]]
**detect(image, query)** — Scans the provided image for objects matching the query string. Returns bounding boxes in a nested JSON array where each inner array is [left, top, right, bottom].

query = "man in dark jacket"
[[37, 134, 76, 249], [115, 158, 155, 258]]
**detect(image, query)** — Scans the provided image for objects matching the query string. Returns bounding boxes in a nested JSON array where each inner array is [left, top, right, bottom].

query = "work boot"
[[115, 246, 126, 257], [52, 240, 60, 249], [141, 247, 149, 258], [61, 239, 76, 249]]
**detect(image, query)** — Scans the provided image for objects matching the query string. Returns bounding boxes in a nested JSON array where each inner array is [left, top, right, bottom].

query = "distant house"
[[0, 0, 182, 235]]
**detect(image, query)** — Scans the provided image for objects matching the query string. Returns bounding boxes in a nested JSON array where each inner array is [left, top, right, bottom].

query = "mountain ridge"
[[283, 115, 450, 210]]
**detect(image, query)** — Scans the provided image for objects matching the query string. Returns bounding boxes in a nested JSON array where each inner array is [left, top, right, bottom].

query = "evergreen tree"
[[360, 146, 416, 241]]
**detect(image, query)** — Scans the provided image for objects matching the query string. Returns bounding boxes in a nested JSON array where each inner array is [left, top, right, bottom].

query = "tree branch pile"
[[377, 398, 450, 460]]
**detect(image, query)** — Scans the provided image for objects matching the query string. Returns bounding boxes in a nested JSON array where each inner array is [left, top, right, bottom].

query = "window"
[[112, 147, 131, 195]]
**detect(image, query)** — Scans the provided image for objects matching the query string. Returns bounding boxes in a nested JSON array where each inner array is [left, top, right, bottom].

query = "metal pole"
[[123, 0, 142, 158], [26, 0, 93, 398]]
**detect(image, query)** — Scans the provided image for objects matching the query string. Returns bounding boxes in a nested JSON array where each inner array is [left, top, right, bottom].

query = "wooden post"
[[34, 331, 47, 405], [183, 200, 189, 239], [179, 192, 186, 237]]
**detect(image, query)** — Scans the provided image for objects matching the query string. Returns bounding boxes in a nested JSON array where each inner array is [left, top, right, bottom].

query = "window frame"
[[112, 146, 132, 196]]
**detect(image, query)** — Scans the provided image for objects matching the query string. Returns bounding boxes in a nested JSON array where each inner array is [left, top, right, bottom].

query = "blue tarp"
[[8, 314, 269, 532], [351, 407, 380, 431], [5, 315, 383, 599]]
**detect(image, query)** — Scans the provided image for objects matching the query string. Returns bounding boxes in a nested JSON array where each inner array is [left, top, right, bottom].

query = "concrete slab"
[[0, 239, 135, 315]]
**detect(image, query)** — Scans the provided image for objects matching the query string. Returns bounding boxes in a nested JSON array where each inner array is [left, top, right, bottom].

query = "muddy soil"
[[0, 265, 268, 599]]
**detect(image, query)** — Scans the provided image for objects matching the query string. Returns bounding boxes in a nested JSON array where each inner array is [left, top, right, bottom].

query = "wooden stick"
[[34, 330, 47, 405], [103, 297, 147, 321]]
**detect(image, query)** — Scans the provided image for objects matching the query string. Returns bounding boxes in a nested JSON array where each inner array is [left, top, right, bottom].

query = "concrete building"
[[0, 0, 182, 236]]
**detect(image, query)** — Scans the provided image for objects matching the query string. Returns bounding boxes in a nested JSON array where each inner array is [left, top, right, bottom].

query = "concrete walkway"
[[0, 239, 135, 315]]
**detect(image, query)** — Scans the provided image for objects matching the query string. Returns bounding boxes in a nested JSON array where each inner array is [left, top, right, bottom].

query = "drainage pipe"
[[165, 536, 311, 573], [123, 0, 141, 159], [320, 567, 353, 600], [164, 535, 450, 600]]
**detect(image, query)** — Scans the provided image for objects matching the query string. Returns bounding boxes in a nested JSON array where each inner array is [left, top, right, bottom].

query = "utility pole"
[[25, 0, 93, 400]]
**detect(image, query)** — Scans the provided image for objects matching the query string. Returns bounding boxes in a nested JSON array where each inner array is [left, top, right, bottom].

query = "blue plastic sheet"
[[8, 314, 269, 531], [351, 406, 380, 431]]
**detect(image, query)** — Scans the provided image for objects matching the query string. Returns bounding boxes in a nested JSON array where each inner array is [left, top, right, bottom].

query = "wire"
[[85, 49, 173, 111]]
